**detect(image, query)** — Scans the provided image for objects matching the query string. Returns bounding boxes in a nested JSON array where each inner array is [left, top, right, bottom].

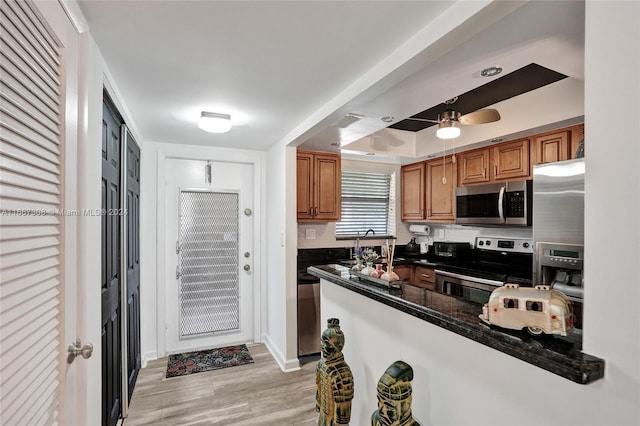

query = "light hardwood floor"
[[125, 344, 318, 425]]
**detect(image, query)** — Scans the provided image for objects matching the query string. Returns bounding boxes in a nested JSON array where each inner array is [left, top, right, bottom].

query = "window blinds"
[[336, 170, 393, 236], [0, 1, 64, 424]]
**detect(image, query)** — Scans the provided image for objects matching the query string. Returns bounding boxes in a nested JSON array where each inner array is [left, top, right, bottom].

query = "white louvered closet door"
[[0, 1, 66, 424]]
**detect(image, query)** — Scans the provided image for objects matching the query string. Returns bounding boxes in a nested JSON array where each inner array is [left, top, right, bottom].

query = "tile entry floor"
[[125, 344, 317, 425]]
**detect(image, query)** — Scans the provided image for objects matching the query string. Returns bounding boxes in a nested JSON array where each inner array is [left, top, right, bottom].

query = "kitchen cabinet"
[[570, 124, 584, 159], [457, 148, 490, 185], [491, 138, 530, 181], [296, 150, 341, 222], [400, 162, 425, 221], [425, 156, 456, 222], [458, 139, 530, 185], [393, 264, 411, 281], [412, 265, 436, 290], [532, 130, 570, 165]]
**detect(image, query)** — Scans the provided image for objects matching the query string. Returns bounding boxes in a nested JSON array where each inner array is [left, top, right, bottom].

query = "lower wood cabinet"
[[393, 264, 411, 281], [411, 265, 436, 290]]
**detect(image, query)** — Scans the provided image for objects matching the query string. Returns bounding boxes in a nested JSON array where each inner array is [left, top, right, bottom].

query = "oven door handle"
[[435, 269, 504, 287], [497, 186, 506, 224]]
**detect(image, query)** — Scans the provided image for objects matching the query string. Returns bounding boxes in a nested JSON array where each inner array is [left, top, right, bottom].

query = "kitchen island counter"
[[308, 264, 604, 385]]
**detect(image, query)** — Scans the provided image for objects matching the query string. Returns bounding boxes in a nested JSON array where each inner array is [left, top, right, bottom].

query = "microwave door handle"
[[498, 186, 506, 224]]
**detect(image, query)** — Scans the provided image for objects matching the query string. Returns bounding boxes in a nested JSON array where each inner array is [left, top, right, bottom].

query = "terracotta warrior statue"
[[316, 318, 354, 425], [371, 360, 421, 426]]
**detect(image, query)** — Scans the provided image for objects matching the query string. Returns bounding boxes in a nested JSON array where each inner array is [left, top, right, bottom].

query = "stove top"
[[434, 237, 534, 285]]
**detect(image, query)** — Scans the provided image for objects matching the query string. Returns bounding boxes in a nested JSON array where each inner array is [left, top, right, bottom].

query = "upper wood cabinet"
[[457, 148, 490, 185], [296, 150, 341, 222], [425, 156, 456, 222], [492, 138, 530, 181], [570, 124, 584, 159], [532, 130, 570, 165], [400, 162, 425, 221]]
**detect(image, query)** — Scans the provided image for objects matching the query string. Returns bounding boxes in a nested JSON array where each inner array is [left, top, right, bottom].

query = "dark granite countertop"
[[308, 264, 604, 385]]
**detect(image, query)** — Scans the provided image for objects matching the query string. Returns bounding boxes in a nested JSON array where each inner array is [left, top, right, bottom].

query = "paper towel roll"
[[409, 225, 430, 235]]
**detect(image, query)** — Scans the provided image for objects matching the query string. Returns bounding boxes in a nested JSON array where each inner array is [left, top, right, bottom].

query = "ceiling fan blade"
[[459, 109, 501, 125], [405, 117, 439, 124]]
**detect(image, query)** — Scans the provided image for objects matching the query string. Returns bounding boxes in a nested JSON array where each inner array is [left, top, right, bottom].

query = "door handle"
[[67, 338, 93, 363]]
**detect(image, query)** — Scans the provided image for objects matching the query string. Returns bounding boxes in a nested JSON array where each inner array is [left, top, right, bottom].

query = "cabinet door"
[[533, 131, 570, 165], [426, 157, 456, 222], [401, 162, 425, 221], [458, 148, 490, 185], [570, 124, 585, 159], [296, 152, 314, 220], [413, 266, 435, 290], [313, 153, 341, 221], [492, 139, 530, 181], [393, 265, 411, 281]]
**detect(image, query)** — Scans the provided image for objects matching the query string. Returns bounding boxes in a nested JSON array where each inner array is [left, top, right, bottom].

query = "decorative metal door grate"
[[179, 190, 240, 337]]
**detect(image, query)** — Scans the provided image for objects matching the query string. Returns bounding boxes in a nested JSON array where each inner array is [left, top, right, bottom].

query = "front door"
[[165, 159, 254, 353]]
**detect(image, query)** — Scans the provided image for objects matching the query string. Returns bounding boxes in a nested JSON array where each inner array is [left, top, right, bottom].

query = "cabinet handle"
[[482, 168, 486, 178], [421, 274, 431, 279], [314, 207, 318, 217], [494, 165, 498, 176]]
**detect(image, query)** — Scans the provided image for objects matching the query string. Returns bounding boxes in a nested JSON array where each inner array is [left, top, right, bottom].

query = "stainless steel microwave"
[[455, 180, 532, 226]]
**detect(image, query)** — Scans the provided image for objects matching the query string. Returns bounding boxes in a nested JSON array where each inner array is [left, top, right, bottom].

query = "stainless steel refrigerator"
[[533, 158, 585, 327]]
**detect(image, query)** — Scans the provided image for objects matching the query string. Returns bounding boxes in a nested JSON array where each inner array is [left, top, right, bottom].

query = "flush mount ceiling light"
[[481, 66, 503, 77], [381, 116, 395, 123], [198, 111, 232, 133]]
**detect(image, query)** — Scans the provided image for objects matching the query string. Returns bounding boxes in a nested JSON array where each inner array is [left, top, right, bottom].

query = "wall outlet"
[[305, 228, 316, 240], [437, 229, 445, 239]]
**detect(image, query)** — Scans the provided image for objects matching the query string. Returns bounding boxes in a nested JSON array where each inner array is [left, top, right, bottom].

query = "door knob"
[[67, 338, 93, 363], [243, 264, 251, 272]]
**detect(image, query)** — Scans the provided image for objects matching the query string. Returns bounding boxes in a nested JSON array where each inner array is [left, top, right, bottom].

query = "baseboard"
[[141, 351, 158, 368], [263, 334, 300, 372]]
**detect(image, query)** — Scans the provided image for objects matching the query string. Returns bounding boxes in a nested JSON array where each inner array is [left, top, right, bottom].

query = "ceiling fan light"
[[436, 120, 460, 139], [198, 111, 232, 133]]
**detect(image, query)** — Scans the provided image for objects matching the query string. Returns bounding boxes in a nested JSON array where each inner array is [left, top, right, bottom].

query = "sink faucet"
[[364, 229, 375, 237]]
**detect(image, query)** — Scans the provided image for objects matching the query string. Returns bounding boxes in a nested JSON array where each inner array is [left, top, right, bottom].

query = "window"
[[503, 298, 519, 309], [526, 300, 544, 312], [336, 170, 395, 237]]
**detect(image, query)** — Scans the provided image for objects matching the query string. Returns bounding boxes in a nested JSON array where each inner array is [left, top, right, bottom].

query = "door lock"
[[67, 338, 93, 363]]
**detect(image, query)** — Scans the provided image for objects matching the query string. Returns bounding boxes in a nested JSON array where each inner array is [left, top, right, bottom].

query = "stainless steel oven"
[[434, 237, 534, 305], [435, 270, 503, 305]]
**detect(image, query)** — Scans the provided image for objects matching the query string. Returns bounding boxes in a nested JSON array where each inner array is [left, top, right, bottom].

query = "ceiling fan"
[[406, 97, 501, 139]]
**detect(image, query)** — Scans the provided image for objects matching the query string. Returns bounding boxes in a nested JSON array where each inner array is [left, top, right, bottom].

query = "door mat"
[[166, 344, 254, 378]]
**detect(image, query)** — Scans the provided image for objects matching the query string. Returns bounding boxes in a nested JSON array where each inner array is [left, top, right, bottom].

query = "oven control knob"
[[523, 242, 530, 248], [485, 240, 491, 246], [478, 241, 484, 246]]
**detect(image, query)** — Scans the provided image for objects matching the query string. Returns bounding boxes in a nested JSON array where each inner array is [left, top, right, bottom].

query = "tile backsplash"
[[411, 223, 533, 247]]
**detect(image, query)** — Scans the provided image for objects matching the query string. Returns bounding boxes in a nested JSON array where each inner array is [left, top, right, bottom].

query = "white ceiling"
[[76, 1, 585, 156]]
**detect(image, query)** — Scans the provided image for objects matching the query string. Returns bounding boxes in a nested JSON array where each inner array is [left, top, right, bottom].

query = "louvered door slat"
[[1, 104, 60, 147], [1, 59, 60, 117], [0, 132, 61, 166], [0, 19, 61, 93], [3, 0, 61, 74], [0, 1, 63, 424], [2, 89, 60, 134], [0, 153, 61, 184], [0, 235, 59, 255]]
